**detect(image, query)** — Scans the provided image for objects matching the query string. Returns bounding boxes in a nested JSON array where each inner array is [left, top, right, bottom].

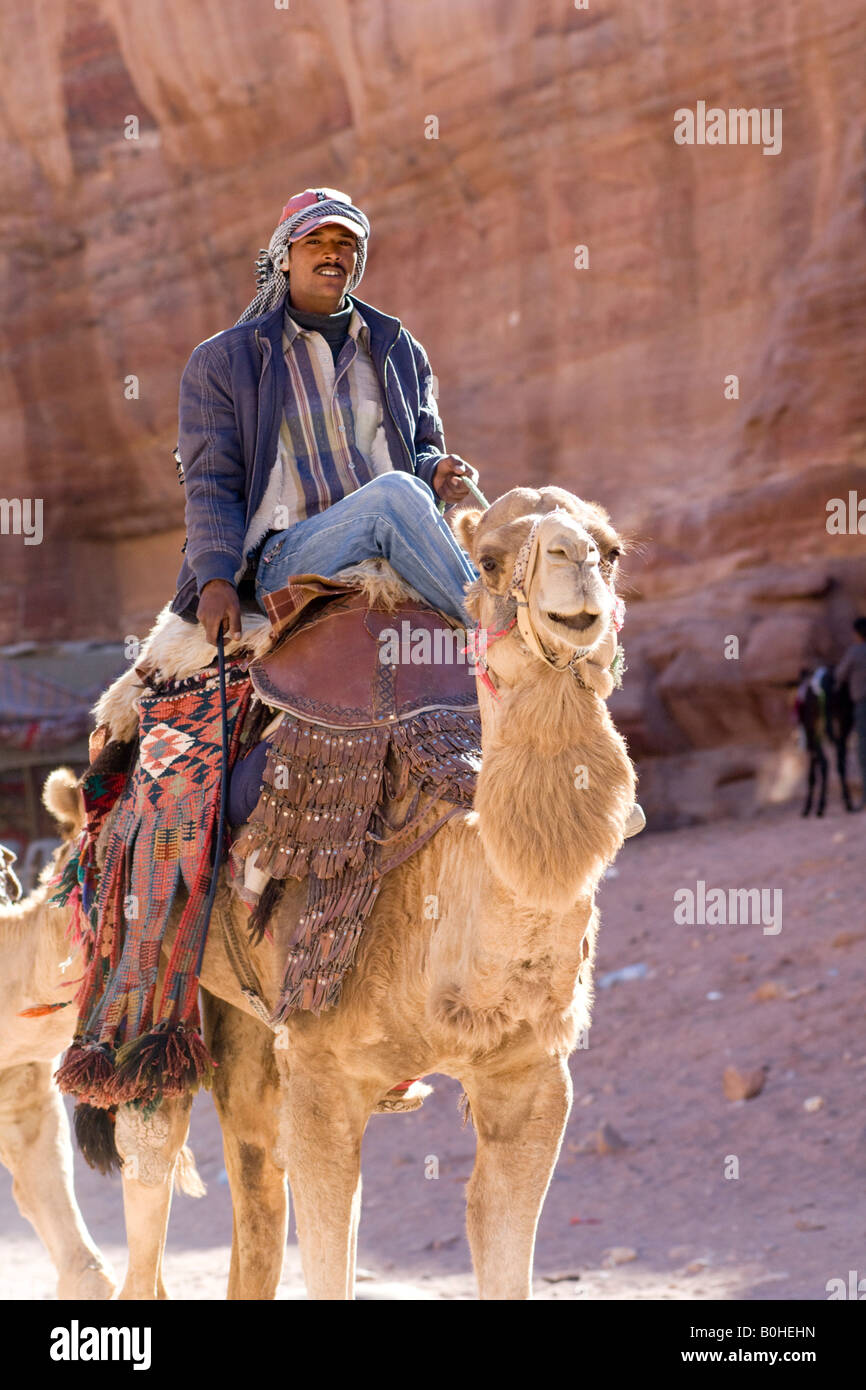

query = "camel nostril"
[[546, 542, 599, 564]]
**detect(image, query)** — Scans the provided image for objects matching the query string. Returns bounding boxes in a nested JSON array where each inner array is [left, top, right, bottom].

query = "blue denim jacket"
[[169, 292, 447, 621]]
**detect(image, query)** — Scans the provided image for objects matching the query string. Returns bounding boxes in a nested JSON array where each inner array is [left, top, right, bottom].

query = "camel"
[[77, 484, 637, 1300], [0, 771, 116, 1299]]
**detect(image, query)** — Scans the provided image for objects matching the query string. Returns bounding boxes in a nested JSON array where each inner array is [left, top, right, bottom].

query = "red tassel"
[[55, 1043, 117, 1108], [19, 1001, 71, 1018]]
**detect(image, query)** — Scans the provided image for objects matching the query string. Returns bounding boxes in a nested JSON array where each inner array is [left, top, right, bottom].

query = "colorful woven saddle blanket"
[[233, 575, 481, 1019], [54, 662, 255, 1109]]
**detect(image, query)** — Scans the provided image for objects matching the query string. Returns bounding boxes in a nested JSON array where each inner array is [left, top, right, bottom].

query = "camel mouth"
[[545, 609, 600, 633]]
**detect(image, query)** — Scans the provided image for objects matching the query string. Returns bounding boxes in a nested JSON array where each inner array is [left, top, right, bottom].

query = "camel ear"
[[451, 506, 484, 556]]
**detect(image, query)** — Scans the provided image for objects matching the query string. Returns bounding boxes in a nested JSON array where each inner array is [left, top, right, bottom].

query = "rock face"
[[1, 0, 863, 822]]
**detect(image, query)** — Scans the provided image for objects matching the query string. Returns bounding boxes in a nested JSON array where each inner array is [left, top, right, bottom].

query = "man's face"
[[284, 224, 359, 312]]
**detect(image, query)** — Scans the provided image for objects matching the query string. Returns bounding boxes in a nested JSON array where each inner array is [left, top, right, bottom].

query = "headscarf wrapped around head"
[[235, 187, 370, 325]]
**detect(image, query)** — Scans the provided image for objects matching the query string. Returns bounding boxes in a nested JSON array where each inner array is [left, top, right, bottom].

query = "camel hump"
[[42, 767, 84, 839]]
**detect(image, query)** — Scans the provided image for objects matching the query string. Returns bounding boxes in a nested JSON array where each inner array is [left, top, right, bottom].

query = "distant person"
[[834, 617, 866, 810], [794, 667, 830, 816], [794, 664, 856, 815], [824, 661, 855, 810]]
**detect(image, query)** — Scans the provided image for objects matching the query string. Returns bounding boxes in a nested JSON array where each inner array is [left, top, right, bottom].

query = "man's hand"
[[197, 579, 242, 646], [433, 454, 478, 504]]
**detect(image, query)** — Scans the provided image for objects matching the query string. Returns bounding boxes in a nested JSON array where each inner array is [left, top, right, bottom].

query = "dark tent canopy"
[[0, 642, 127, 770]]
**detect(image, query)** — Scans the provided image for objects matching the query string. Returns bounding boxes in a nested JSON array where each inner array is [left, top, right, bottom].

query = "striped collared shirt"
[[250, 302, 397, 540]]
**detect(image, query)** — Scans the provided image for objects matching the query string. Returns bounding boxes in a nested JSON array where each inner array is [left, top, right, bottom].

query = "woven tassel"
[[47, 844, 82, 909], [55, 1043, 118, 1109], [234, 715, 390, 885], [111, 1026, 215, 1106], [248, 876, 285, 945], [73, 1103, 121, 1174], [19, 1001, 72, 1018], [239, 707, 482, 1020]]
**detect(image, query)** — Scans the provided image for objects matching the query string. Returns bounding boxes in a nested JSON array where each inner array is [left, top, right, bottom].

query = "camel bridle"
[[469, 509, 622, 699]]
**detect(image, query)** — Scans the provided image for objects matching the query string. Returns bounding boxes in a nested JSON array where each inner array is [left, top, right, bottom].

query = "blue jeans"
[[254, 473, 478, 623]]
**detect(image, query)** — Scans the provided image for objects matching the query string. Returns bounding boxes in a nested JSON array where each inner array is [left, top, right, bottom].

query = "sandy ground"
[[2, 798, 864, 1301]]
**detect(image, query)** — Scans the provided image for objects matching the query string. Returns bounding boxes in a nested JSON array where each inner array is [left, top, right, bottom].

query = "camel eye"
[[607, 547, 621, 562], [479, 555, 498, 573]]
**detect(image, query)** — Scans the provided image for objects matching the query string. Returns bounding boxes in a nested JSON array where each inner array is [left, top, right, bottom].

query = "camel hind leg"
[[0, 1061, 115, 1299], [461, 1054, 572, 1300], [201, 989, 289, 1299]]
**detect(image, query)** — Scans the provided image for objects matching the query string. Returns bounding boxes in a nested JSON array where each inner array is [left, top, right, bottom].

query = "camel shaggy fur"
[[84, 487, 636, 1300], [1, 773, 205, 1300], [0, 771, 116, 1299]]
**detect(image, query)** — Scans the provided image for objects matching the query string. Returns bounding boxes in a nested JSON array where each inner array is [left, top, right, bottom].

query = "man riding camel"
[[168, 184, 645, 840], [170, 186, 479, 645]]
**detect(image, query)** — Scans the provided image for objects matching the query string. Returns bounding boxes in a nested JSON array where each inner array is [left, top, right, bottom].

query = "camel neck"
[[474, 669, 635, 913]]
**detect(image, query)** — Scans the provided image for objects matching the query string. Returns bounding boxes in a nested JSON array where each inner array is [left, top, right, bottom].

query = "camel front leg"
[[462, 1055, 573, 1299], [279, 1065, 372, 1301], [0, 1062, 115, 1299], [115, 1093, 192, 1300], [202, 990, 288, 1299]]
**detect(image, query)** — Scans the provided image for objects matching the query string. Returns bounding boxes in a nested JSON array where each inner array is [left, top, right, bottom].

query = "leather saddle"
[[250, 573, 479, 729]]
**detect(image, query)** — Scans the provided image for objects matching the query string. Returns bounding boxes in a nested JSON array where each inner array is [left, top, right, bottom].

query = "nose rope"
[[461, 616, 517, 699]]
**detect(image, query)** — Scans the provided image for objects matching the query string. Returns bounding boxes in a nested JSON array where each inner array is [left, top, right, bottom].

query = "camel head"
[[451, 487, 634, 912], [453, 486, 624, 694]]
